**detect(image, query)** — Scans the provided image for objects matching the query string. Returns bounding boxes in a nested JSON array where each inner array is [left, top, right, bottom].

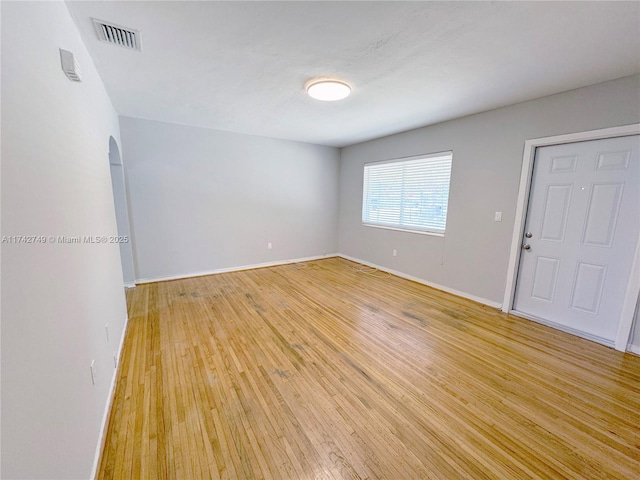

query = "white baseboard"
[[135, 254, 340, 284], [627, 344, 640, 355], [124, 282, 136, 289], [338, 254, 502, 309], [90, 314, 130, 480]]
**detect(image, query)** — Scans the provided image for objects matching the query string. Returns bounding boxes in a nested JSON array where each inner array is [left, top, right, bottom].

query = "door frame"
[[502, 124, 640, 352]]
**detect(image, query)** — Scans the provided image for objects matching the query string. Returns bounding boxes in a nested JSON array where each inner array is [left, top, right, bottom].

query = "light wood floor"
[[97, 257, 640, 479]]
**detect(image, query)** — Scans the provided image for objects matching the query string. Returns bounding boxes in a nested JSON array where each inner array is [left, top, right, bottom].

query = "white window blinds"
[[362, 152, 452, 234]]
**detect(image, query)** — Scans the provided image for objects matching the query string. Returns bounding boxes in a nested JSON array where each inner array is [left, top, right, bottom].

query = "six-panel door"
[[514, 135, 639, 343]]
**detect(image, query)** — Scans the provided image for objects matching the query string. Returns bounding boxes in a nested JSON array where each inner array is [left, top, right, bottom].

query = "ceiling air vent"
[[93, 19, 141, 51]]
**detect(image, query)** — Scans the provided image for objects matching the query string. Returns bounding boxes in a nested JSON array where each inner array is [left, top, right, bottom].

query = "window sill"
[[361, 223, 445, 237]]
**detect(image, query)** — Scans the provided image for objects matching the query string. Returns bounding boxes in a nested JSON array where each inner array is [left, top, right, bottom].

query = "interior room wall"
[[1, 2, 128, 478], [119, 117, 340, 282], [338, 74, 640, 307]]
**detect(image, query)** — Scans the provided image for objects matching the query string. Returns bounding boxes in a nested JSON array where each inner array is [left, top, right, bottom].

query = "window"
[[362, 152, 452, 235]]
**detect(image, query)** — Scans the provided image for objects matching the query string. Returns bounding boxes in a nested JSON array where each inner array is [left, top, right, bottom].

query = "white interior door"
[[513, 135, 639, 345]]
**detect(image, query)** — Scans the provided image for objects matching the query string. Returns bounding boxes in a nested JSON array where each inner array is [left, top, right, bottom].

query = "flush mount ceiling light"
[[306, 79, 351, 101]]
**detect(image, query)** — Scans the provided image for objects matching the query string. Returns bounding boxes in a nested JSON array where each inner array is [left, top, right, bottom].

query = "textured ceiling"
[[66, 1, 640, 147]]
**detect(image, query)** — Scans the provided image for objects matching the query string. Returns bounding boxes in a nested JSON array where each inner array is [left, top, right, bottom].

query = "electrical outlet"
[[267, 242, 272, 250], [494, 211, 502, 222], [90, 360, 96, 385], [393, 249, 397, 257], [105, 323, 110, 342]]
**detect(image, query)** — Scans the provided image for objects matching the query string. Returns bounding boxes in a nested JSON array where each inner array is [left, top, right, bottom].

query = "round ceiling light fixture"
[[306, 79, 351, 101]]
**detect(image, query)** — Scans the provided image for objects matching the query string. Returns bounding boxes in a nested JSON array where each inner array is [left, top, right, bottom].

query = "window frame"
[[361, 151, 453, 237]]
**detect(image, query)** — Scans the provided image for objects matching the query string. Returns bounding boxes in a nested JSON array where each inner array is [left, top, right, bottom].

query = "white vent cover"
[[59, 49, 82, 82], [93, 19, 141, 51]]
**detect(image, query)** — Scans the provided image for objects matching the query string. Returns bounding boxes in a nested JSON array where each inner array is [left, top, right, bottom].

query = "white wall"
[[339, 75, 640, 306], [1, 2, 128, 479], [119, 117, 340, 282]]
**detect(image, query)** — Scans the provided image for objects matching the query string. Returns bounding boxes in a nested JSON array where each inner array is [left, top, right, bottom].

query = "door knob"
[[523, 244, 531, 250], [525, 232, 533, 238]]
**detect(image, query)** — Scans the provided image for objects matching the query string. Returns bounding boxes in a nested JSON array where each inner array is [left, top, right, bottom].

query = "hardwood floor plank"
[[96, 258, 640, 479]]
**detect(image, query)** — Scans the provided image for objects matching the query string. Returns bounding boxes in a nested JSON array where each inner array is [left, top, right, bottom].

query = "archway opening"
[[109, 136, 136, 286]]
